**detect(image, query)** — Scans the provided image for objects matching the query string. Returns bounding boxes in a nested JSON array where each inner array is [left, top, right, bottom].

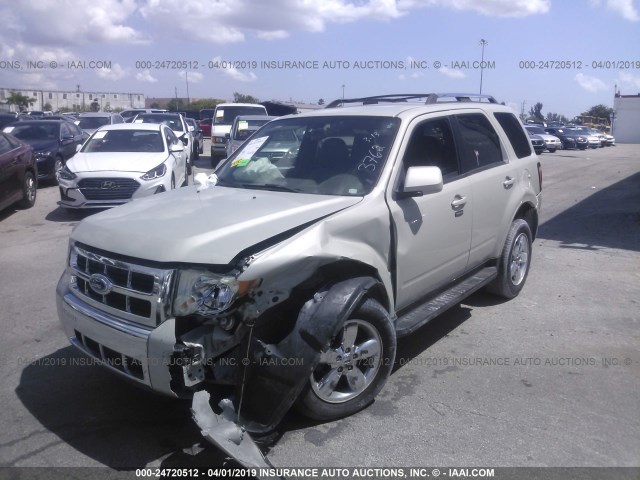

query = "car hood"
[[67, 152, 168, 173], [71, 186, 362, 264]]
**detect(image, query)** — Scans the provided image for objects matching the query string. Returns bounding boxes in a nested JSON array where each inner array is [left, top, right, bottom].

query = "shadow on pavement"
[[16, 346, 231, 470], [538, 172, 640, 252]]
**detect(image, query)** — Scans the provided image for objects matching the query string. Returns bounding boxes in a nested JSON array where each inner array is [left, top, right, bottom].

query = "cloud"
[[210, 56, 257, 82], [135, 70, 158, 83], [256, 30, 290, 40], [618, 71, 640, 89], [398, 0, 550, 17], [178, 71, 204, 83], [438, 66, 466, 79], [1, 0, 146, 47], [589, 0, 639, 20], [96, 63, 127, 80], [575, 73, 608, 92], [139, 0, 549, 45], [607, 0, 640, 20]]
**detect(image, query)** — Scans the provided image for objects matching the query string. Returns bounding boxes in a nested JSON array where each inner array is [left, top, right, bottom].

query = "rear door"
[[388, 115, 472, 310], [452, 111, 523, 267]]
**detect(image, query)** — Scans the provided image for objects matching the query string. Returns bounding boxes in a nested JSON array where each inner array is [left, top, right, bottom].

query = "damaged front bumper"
[[58, 264, 380, 466]]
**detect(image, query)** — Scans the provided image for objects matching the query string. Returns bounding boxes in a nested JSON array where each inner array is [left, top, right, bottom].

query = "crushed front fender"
[[236, 276, 380, 433]]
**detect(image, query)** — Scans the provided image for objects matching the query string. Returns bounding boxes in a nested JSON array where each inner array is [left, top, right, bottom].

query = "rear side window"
[[0, 134, 13, 154], [455, 113, 503, 172], [494, 112, 532, 158]]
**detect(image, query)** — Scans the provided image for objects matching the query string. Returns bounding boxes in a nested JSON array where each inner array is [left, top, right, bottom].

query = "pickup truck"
[[57, 93, 541, 466]]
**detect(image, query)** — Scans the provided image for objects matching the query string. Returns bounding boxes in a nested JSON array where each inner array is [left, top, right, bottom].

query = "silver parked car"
[[56, 93, 541, 466], [75, 112, 124, 135], [225, 115, 275, 158]]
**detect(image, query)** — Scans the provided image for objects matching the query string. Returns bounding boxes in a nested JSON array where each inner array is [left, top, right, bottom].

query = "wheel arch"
[[513, 201, 538, 240]]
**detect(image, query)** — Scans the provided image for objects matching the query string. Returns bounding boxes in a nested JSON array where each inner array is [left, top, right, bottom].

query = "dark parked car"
[[0, 113, 23, 130], [198, 118, 211, 137], [3, 120, 86, 182], [544, 127, 588, 150], [185, 117, 204, 159], [0, 132, 37, 212]]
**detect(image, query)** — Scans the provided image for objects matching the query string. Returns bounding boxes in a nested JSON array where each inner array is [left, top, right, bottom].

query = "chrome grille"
[[69, 244, 174, 328], [77, 178, 140, 201]]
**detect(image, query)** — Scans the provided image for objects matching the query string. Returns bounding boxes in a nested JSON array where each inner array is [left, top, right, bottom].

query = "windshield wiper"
[[238, 183, 301, 193]]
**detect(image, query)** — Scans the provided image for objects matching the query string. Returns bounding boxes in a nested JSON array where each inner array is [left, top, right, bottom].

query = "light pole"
[[185, 71, 190, 107], [479, 39, 488, 95]]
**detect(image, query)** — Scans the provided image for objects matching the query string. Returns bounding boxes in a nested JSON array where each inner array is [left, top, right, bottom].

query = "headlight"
[[58, 164, 77, 180], [35, 151, 52, 159], [141, 163, 167, 180], [173, 270, 257, 317]]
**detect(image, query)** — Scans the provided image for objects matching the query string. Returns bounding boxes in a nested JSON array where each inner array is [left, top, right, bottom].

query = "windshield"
[[5, 123, 59, 141], [135, 114, 184, 132], [216, 116, 400, 196], [214, 106, 267, 125], [82, 129, 164, 153], [77, 116, 110, 129]]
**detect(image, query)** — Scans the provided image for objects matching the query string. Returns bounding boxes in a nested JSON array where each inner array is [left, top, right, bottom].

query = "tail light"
[[537, 161, 542, 191]]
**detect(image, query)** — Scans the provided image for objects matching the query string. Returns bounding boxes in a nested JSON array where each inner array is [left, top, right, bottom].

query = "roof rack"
[[325, 93, 498, 108]]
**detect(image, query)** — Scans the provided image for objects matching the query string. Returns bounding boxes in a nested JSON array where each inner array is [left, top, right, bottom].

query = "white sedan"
[[57, 123, 188, 209]]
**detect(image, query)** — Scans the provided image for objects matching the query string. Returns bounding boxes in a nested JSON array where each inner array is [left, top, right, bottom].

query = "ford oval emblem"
[[89, 274, 113, 295]]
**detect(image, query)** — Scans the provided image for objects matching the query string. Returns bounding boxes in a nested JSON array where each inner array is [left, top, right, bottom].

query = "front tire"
[[487, 219, 532, 299], [53, 155, 64, 180], [17, 171, 37, 209], [296, 298, 396, 421]]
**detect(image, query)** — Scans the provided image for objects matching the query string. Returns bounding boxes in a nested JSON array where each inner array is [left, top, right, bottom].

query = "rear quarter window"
[[493, 112, 532, 159]]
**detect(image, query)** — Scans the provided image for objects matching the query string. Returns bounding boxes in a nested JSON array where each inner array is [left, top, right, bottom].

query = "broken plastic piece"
[[191, 390, 271, 470]]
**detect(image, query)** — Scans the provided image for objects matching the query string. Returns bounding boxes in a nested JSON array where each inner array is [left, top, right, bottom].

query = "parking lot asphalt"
[[0, 141, 638, 471]]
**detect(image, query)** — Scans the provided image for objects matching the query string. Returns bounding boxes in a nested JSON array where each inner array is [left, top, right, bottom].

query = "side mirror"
[[400, 166, 443, 197], [170, 143, 184, 152], [76, 144, 82, 153], [188, 125, 195, 132]]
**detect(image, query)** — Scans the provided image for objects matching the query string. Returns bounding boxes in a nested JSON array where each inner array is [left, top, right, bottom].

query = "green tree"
[[582, 104, 613, 120], [188, 98, 224, 110], [6, 91, 36, 111], [233, 92, 259, 103], [545, 112, 569, 124], [167, 98, 186, 111], [43, 102, 52, 111], [318, 98, 325, 105], [149, 102, 161, 109], [528, 102, 544, 122], [90, 100, 100, 112]]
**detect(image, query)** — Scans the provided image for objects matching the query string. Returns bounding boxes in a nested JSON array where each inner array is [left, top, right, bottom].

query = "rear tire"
[[295, 298, 396, 421], [17, 171, 37, 209], [487, 219, 532, 299]]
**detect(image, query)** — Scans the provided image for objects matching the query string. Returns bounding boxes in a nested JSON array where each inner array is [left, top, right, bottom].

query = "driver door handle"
[[503, 176, 515, 189], [451, 195, 467, 209]]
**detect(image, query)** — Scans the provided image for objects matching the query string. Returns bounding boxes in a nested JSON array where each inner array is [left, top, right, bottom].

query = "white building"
[[613, 93, 640, 144], [0, 87, 145, 112]]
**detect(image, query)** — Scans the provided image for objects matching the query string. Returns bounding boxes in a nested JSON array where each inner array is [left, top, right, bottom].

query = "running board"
[[395, 266, 497, 337]]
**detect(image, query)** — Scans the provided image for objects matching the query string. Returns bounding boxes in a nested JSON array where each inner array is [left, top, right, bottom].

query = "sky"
[[0, 0, 639, 118]]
